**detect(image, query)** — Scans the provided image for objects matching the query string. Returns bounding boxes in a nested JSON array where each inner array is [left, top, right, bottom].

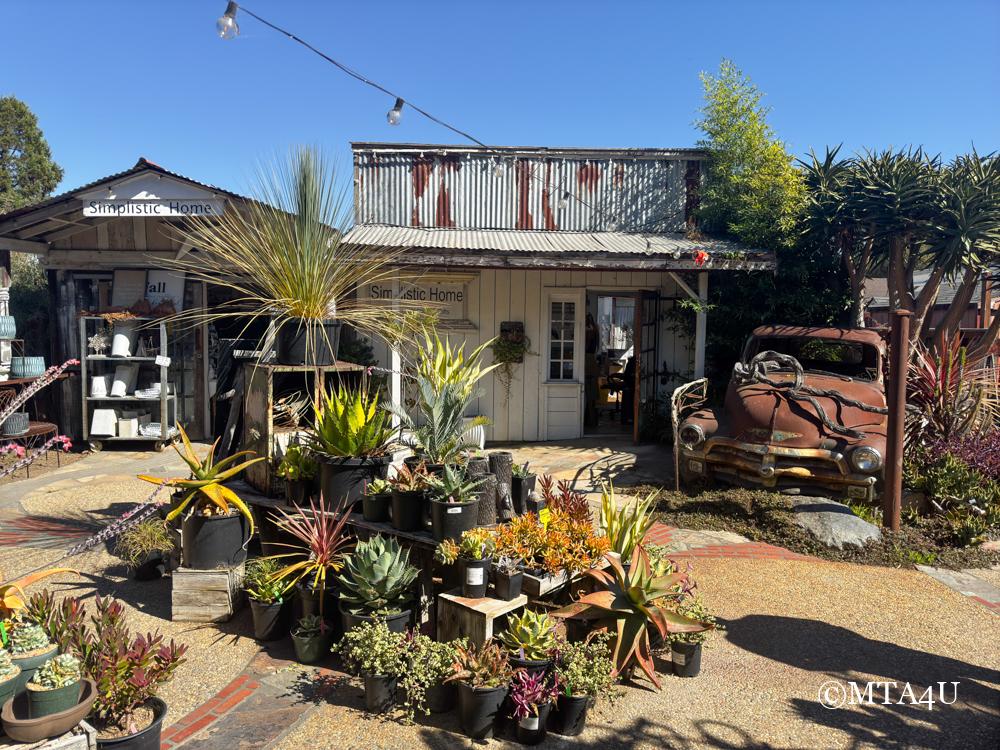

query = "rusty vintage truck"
[[677, 326, 889, 502]]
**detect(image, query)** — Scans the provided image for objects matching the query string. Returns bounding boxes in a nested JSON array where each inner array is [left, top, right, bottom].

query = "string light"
[[216, 1, 239, 40], [387, 98, 404, 126], [558, 191, 570, 210]]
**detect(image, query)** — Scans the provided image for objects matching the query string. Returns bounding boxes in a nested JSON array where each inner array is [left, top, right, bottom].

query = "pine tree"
[[0, 96, 63, 213]]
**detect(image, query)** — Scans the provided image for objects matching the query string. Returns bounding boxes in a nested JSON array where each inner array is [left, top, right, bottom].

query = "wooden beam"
[[694, 272, 708, 378], [0, 237, 49, 254], [43, 249, 180, 267], [0, 199, 82, 234], [36, 217, 116, 244], [401, 252, 776, 272], [668, 271, 702, 302]]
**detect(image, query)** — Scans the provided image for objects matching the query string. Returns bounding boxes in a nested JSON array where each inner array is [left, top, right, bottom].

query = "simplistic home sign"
[[367, 275, 475, 325], [83, 198, 225, 217]]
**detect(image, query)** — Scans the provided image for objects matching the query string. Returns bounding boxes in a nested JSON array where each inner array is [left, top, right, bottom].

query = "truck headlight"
[[679, 424, 705, 450], [851, 446, 883, 473]]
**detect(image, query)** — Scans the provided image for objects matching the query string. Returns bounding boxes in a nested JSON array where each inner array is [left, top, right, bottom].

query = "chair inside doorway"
[[585, 292, 636, 436]]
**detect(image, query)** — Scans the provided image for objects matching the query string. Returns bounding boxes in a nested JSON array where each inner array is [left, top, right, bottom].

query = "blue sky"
[[5, 0, 998, 195]]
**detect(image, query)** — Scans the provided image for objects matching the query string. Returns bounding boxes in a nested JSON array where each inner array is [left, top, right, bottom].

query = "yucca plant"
[[497, 609, 558, 661], [599, 483, 656, 561], [552, 547, 711, 689], [138, 424, 265, 533], [337, 534, 418, 616], [390, 378, 487, 465], [310, 381, 397, 458]]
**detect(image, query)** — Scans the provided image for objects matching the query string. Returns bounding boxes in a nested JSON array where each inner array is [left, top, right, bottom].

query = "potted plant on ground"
[[8, 622, 57, 694], [267, 498, 353, 631], [509, 668, 559, 745], [498, 609, 559, 676], [244, 557, 289, 641], [511, 462, 536, 515], [25, 654, 82, 719], [427, 464, 483, 541], [113, 518, 175, 581], [362, 477, 392, 523], [308, 380, 397, 510], [435, 527, 496, 598], [492, 555, 524, 601], [388, 462, 431, 532], [275, 443, 318, 505], [138, 425, 264, 570], [666, 595, 723, 678], [332, 618, 406, 713], [337, 534, 418, 634], [398, 633, 463, 720], [0, 650, 21, 707], [291, 615, 332, 665], [445, 640, 514, 741], [551, 632, 619, 736]]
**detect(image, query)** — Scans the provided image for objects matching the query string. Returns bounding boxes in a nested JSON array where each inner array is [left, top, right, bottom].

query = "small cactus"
[[0, 651, 20, 681], [9, 622, 52, 655], [497, 609, 558, 661], [30, 653, 81, 690]]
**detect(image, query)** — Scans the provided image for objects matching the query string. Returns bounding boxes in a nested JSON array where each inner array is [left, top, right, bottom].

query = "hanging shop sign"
[[366, 274, 476, 324], [82, 198, 225, 218]]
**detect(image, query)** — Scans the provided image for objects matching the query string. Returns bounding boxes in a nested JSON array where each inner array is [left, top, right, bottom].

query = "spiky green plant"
[[416, 331, 498, 400], [293, 614, 325, 639], [309, 381, 397, 458], [599, 483, 656, 560], [497, 609, 558, 661], [10, 622, 52, 654], [30, 653, 81, 690], [427, 464, 483, 504], [444, 639, 513, 689], [0, 651, 20, 681], [389, 378, 487, 465], [337, 535, 418, 616]]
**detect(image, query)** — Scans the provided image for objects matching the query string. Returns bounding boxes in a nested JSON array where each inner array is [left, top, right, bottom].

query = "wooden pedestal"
[[437, 589, 528, 647], [0, 721, 97, 749], [172, 564, 244, 622]]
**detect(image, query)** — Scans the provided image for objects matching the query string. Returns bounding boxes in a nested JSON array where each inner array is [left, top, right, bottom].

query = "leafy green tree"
[[0, 96, 63, 212]]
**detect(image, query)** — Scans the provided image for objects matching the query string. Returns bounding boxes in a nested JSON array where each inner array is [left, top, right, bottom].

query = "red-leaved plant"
[[509, 668, 559, 721], [539, 475, 592, 523], [929, 431, 1000, 482]]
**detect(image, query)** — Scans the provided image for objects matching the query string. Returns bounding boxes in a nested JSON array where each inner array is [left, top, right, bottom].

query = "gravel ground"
[[271, 557, 1000, 750]]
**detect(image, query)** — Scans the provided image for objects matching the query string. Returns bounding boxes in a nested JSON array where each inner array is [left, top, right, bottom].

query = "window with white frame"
[[549, 299, 576, 380]]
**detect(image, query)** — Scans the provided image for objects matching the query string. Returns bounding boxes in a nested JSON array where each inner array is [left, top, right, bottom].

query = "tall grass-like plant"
[[168, 147, 430, 362], [599, 483, 656, 561]]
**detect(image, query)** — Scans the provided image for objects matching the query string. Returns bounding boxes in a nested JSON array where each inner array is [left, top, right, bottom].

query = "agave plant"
[[310, 381, 397, 458], [337, 534, 418, 616], [599, 483, 656, 561], [497, 609, 558, 661], [389, 378, 487, 465], [444, 639, 513, 689], [415, 331, 498, 399], [138, 424, 265, 532], [552, 547, 711, 689]]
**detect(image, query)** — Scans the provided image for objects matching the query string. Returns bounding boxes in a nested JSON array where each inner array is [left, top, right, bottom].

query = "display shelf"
[[85, 355, 158, 362], [86, 394, 176, 402]]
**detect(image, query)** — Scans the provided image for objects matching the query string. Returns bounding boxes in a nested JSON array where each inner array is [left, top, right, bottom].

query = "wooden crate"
[[437, 589, 527, 647], [172, 564, 244, 622], [0, 721, 97, 749]]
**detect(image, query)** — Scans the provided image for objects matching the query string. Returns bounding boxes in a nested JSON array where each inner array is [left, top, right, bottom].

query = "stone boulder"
[[787, 496, 882, 549]]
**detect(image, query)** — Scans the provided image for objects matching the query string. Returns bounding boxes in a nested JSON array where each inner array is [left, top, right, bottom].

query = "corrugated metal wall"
[[354, 148, 699, 234]]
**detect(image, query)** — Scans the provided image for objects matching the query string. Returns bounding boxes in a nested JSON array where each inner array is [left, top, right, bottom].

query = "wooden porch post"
[[694, 272, 708, 378], [389, 271, 402, 428]]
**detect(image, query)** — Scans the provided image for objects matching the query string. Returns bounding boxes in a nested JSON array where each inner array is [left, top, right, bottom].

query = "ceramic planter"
[[110, 322, 138, 357], [26, 680, 81, 719], [457, 682, 506, 741], [292, 627, 334, 665], [549, 693, 591, 736], [390, 489, 425, 532], [0, 315, 16, 340], [515, 703, 551, 745], [339, 602, 411, 635], [509, 654, 552, 679], [181, 512, 249, 569], [275, 319, 341, 366], [10, 357, 45, 379], [511, 474, 537, 514], [250, 598, 288, 641], [493, 570, 523, 601], [1, 678, 97, 744], [429, 498, 478, 541], [362, 492, 391, 523], [1, 412, 29, 436], [363, 673, 397, 713], [671, 641, 702, 678], [460, 556, 492, 598], [95, 696, 167, 750], [11, 644, 58, 695], [319, 454, 391, 510]]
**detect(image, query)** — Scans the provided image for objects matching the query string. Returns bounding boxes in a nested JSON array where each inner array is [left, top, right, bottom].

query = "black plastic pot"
[[11, 644, 58, 695], [430, 498, 478, 541], [511, 474, 537, 515], [292, 628, 333, 665], [275, 319, 341, 366], [340, 602, 411, 635], [549, 693, 591, 736], [363, 673, 397, 713], [390, 490, 425, 532], [457, 682, 506, 741], [509, 655, 552, 679], [285, 479, 308, 505], [671, 641, 702, 678], [461, 556, 492, 598], [96, 697, 167, 750], [133, 551, 168, 581], [525, 494, 546, 515], [250, 598, 288, 641], [181, 512, 249, 569], [26, 681, 80, 719], [493, 570, 523, 601], [295, 581, 340, 638], [515, 703, 551, 745], [425, 681, 457, 713], [319, 455, 391, 511], [362, 492, 391, 523]]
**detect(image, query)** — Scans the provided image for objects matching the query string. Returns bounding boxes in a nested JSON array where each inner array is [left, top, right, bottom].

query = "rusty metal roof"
[[753, 325, 887, 351]]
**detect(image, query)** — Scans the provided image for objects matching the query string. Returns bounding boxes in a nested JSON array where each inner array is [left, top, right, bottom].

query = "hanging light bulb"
[[492, 159, 503, 178], [387, 98, 404, 126], [216, 2, 240, 39], [558, 191, 570, 210]]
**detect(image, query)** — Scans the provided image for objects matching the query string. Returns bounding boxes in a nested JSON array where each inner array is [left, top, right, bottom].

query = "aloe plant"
[[497, 609, 558, 661], [444, 639, 513, 689], [310, 381, 397, 458], [599, 483, 656, 561], [337, 534, 418, 615], [416, 332, 498, 400], [552, 547, 711, 689]]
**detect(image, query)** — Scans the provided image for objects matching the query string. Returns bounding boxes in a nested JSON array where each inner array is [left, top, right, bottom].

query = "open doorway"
[[584, 291, 636, 435]]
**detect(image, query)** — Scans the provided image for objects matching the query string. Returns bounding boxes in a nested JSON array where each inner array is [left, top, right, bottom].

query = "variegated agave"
[[552, 546, 712, 689]]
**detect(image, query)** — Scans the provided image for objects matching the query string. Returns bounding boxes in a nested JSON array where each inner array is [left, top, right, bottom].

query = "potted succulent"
[[337, 534, 418, 634], [26, 654, 82, 719], [398, 634, 463, 719], [244, 557, 289, 641], [113, 518, 175, 581], [275, 443, 318, 505], [427, 464, 483, 541], [391, 378, 487, 473], [267, 498, 353, 630], [498, 609, 558, 676], [435, 527, 496, 598], [509, 668, 560, 745], [332, 618, 406, 713], [0, 650, 21, 708], [291, 615, 332, 665], [551, 632, 618, 736], [444, 640, 513, 741], [9, 622, 58, 694], [492, 555, 524, 601], [388, 462, 431, 532], [138, 425, 264, 570], [362, 477, 392, 523], [666, 595, 723, 678], [511, 462, 536, 515], [308, 381, 396, 510]]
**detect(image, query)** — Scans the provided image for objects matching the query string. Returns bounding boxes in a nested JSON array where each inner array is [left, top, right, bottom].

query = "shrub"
[[397, 633, 463, 722], [665, 595, 725, 646], [554, 632, 619, 701], [929, 432, 1000, 483], [332, 618, 407, 677]]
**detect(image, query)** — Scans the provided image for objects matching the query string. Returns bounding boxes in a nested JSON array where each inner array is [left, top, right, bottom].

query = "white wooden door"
[[541, 288, 585, 440]]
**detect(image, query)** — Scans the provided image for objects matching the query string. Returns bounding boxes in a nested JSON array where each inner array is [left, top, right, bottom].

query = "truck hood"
[[722, 371, 887, 450]]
